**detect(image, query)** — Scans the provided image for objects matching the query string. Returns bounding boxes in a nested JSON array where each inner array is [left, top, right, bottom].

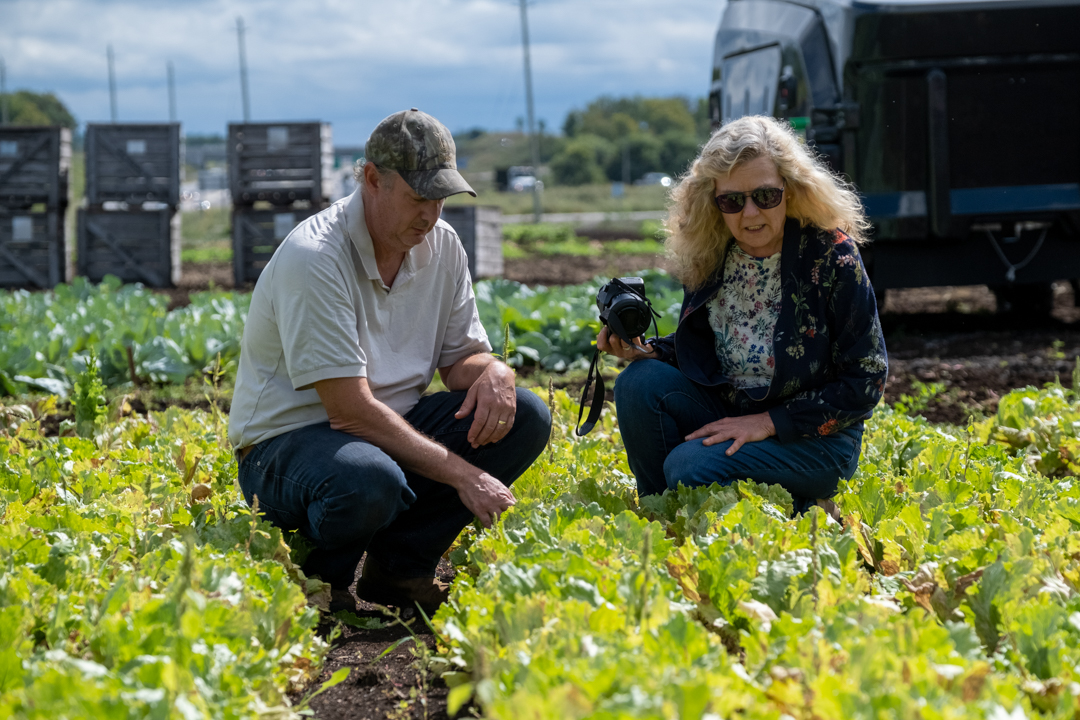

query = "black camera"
[[577, 277, 660, 436], [596, 277, 652, 346]]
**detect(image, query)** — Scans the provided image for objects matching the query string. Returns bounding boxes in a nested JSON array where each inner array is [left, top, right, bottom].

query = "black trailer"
[[709, 0, 1080, 312]]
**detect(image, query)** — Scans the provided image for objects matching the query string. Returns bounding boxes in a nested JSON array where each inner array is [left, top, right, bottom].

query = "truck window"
[[800, 20, 837, 109], [721, 45, 782, 123]]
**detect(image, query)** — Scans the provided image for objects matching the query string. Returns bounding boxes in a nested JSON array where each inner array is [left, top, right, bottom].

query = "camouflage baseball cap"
[[365, 108, 475, 200]]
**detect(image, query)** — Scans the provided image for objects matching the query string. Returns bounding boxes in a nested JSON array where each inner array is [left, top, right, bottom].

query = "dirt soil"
[[165, 256, 1079, 719], [295, 558, 458, 720], [503, 253, 673, 285]]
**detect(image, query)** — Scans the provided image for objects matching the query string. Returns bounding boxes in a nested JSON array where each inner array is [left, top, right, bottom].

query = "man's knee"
[[508, 388, 552, 461], [310, 446, 412, 547]]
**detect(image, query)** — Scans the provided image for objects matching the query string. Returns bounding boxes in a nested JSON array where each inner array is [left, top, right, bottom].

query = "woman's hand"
[[687, 412, 776, 455], [596, 326, 659, 362]]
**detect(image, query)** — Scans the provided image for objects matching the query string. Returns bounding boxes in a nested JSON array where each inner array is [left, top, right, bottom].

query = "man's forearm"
[[315, 377, 477, 489], [440, 352, 509, 391]]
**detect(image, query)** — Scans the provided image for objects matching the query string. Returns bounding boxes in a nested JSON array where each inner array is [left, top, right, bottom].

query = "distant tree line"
[[0, 90, 77, 128], [551, 96, 710, 186]]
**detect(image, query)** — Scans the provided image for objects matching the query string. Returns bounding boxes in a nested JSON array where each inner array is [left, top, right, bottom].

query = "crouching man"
[[228, 109, 551, 614]]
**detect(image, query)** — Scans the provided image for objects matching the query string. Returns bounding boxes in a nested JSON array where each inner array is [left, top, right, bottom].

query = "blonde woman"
[[598, 115, 887, 512]]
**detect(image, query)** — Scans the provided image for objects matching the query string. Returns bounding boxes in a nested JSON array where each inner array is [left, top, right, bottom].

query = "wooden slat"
[[231, 206, 323, 284], [86, 124, 180, 207], [0, 209, 63, 287], [0, 134, 50, 184], [77, 209, 175, 286], [228, 122, 331, 206], [0, 242, 49, 287], [84, 218, 164, 286], [0, 127, 70, 209]]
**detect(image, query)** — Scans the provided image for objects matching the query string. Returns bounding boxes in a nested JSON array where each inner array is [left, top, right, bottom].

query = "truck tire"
[[990, 282, 1055, 316]]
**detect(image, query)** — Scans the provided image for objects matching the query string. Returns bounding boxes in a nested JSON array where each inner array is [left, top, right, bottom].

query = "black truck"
[[709, 0, 1080, 313]]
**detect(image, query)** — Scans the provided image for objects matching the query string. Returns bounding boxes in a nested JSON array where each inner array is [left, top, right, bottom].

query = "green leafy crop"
[[0, 404, 330, 718], [72, 348, 107, 438], [0, 276, 248, 395], [433, 383, 1080, 719]]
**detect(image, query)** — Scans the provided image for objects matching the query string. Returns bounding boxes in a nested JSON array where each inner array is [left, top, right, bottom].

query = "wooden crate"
[[440, 206, 503, 278], [0, 126, 71, 209], [85, 123, 181, 207], [231, 206, 323, 285], [77, 209, 180, 287], [228, 122, 333, 205], [0, 210, 64, 288]]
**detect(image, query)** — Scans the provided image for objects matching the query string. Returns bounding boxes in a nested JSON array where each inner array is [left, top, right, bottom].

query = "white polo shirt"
[[228, 189, 491, 450]]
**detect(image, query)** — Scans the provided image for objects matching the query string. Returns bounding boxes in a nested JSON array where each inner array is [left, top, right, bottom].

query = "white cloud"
[[0, 0, 724, 142]]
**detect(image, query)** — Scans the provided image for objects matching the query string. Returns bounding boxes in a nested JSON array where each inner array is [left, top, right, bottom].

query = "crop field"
[[0, 272, 682, 396], [2, 280, 1080, 719]]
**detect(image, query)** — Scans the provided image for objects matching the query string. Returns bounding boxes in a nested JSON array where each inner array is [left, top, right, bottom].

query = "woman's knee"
[[614, 359, 681, 412], [662, 440, 735, 491]]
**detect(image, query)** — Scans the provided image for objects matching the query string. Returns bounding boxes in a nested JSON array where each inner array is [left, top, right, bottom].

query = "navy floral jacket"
[[650, 218, 888, 443]]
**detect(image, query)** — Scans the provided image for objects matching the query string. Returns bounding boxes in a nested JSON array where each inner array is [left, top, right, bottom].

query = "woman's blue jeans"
[[236, 388, 551, 590], [614, 360, 861, 510]]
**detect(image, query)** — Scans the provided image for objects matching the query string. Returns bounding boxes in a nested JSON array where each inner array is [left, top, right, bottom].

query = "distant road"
[[501, 210, 667, 224]]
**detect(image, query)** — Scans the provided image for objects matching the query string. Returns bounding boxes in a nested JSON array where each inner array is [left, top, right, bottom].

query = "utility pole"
[[107, 44, 118, 122], [0, 57, 8, 125], [236, 17, 251, 122], [167, 61, 177, 123], [518, 0, 542, 223]]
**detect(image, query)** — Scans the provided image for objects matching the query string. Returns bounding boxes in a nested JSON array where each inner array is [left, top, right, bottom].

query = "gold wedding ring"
[[497, 420, 507, 424]]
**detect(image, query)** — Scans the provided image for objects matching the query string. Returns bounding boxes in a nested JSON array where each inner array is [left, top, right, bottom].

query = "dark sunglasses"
[[714, 183, 785, 214]]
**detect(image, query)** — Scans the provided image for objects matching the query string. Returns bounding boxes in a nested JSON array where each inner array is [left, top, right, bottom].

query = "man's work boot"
[[816, 498, 842, 524], [355, 560, 449, 615], [327, 587, 358, 614]]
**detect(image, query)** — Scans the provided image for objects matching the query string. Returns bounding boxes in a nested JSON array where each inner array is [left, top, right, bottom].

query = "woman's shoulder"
[[801, 225, 859, 257]]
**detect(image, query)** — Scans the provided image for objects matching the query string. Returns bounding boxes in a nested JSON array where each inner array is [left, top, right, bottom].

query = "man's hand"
[[316, 376, 517, 527], [686, 412, 776, 455], [453, 360, 517, 448], [455, 470, 516, 528], [596, 326, 659, 362]]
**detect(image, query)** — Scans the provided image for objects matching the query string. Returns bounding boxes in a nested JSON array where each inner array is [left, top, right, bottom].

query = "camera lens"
[[610, 296, 650, 337], [618, 307, 645, 335], [596, 277, 652, 345]]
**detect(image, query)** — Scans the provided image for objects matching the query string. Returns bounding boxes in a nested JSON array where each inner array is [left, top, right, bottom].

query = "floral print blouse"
[[650, 219, 888, 443], [707, 244, 781, 392]]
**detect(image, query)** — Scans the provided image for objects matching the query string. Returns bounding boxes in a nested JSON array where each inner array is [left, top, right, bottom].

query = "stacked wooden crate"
[[77, 123, 181, 287], [228, 122, 333, 285], [0, 126, 71, 288], [439, 206, 504, 279]]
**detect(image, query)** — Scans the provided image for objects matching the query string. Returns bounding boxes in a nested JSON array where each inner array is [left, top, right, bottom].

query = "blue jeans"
[[236, 389, 551, 589], [614, 360, 862, 510]]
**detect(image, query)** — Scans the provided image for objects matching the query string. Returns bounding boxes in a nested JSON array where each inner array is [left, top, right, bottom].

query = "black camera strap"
[[576, 288, 662, 437], [575, 347, 605, 436]]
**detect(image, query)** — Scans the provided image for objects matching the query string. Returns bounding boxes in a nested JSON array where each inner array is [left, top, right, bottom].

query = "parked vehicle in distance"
[[635, 172, 673, 187], [496, 165, 542, 193], [710, 0, 1080, 313], [510, 174, 542, 193]]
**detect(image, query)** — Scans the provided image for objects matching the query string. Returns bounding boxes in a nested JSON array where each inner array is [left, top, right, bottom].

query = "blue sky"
[[0, 0, 727, 145]]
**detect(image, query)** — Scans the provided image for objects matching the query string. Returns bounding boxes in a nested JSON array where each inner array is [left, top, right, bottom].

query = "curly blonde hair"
[[665, 115, 870, 289]]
